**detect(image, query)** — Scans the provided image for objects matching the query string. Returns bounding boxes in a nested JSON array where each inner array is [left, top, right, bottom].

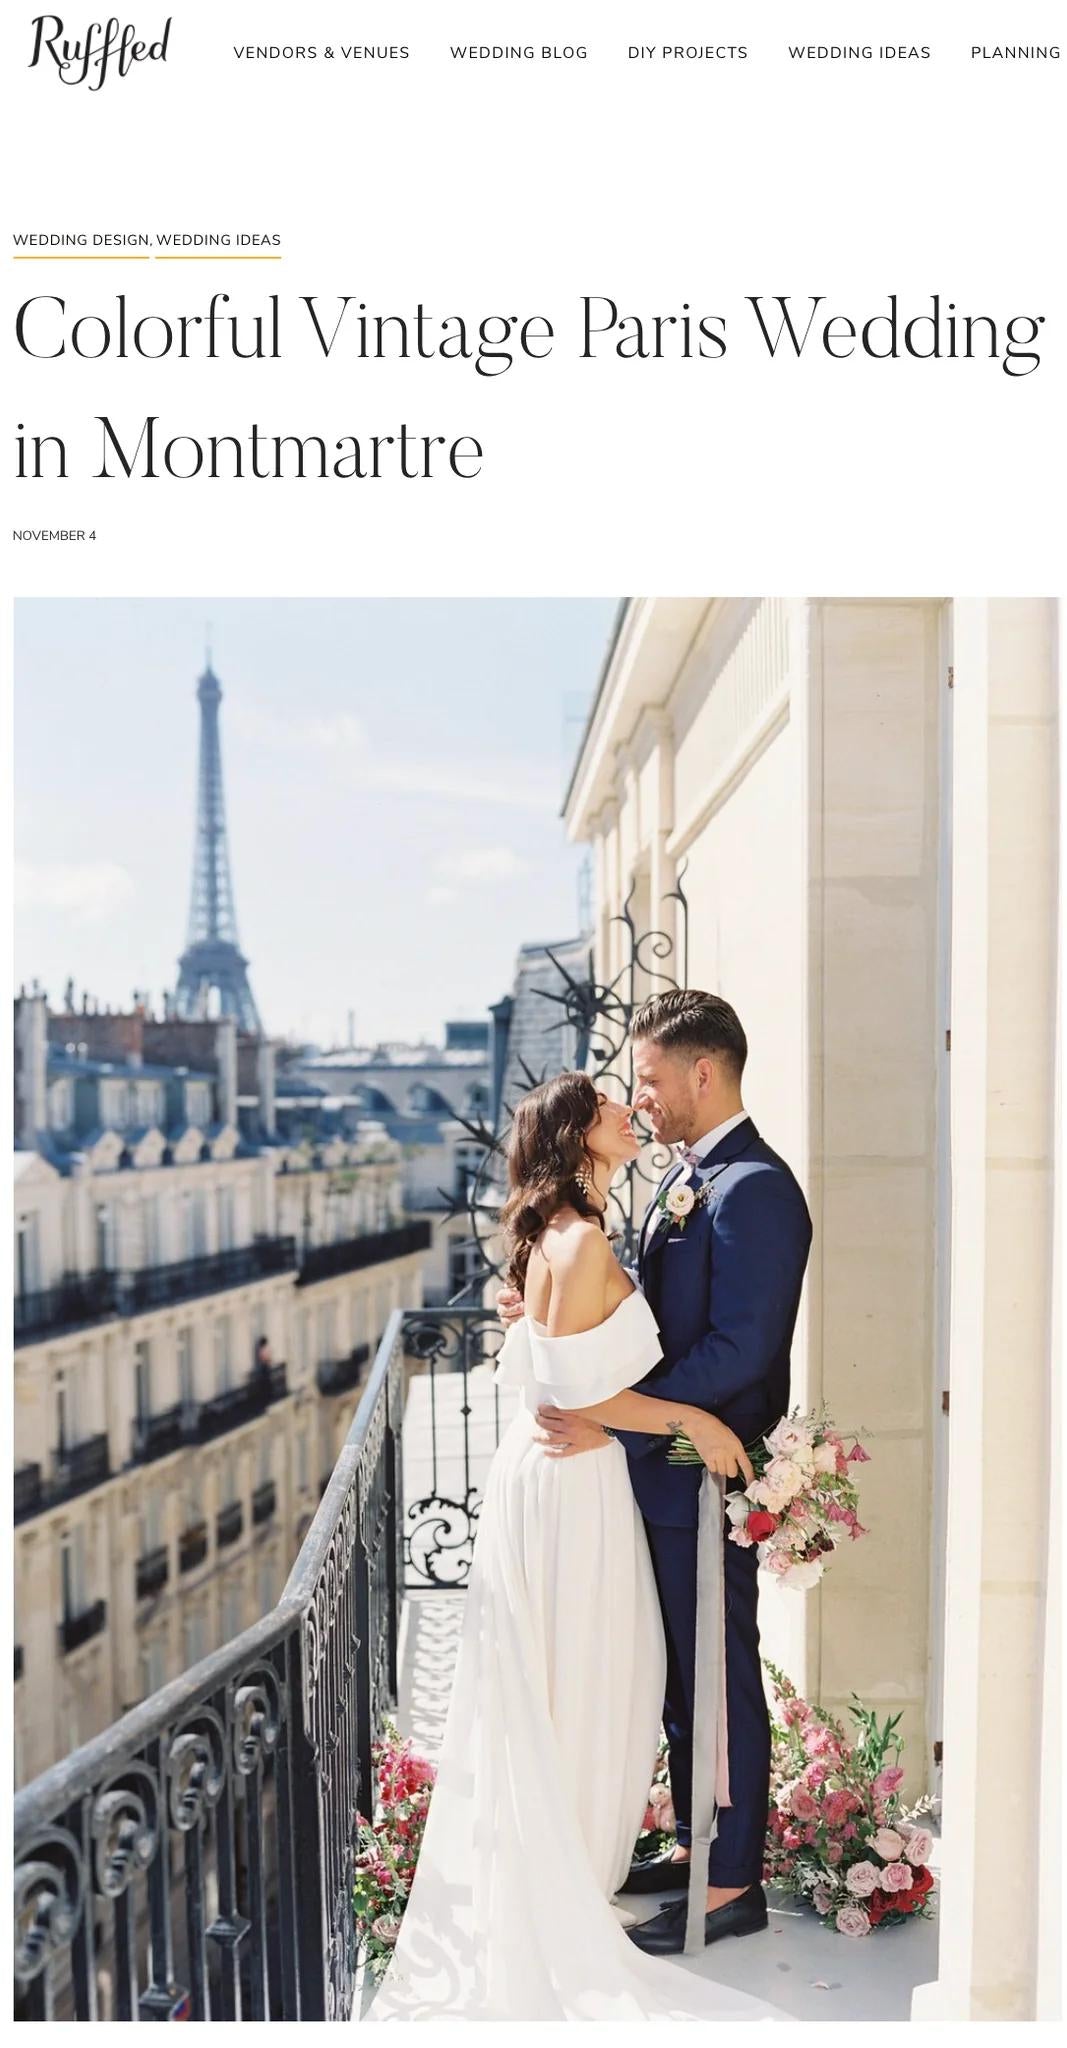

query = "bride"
[[367, 1072, 780, 2022]]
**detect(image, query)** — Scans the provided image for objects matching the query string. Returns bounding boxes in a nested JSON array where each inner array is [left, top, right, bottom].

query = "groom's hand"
[[496, 1285, 525, 1327], [535, 1405, 612, 1457]]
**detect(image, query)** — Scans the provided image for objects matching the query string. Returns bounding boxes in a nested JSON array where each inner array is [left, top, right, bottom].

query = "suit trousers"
[[644, 1518, 769, 1888]]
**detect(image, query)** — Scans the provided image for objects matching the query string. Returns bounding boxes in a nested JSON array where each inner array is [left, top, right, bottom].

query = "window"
[[48, 1077, 73, 1131], [296, 1427, 309, 1493], [141, 1196, 159, 1267], [95, 1203, 113, 1270], [216, 1186, 235, 1252], [177, 1327, 195, 1412], [316, 1301, 336, 1368], [221, 1578, 244, 1644], [61, 1525, 88, 1620], [183, 1609, 207, 1667], [140, 1638, 167, 1698], [180, 1192, 195, 1260], [214, 1316, 233, 1392], [55, 1367, 81, 1455], [133, 1340, 152, 1422], [140, 1490, 163, 1555], [219, 1451, 237, 1508], [257, 1433, 273, 1488], [15, 1214, 40, 1297]]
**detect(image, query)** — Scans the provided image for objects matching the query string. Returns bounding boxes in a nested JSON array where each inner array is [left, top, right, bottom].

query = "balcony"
[[47, 1434, 111, 1509], [297, 1219, 432, 1287], [135, 1546, 169, 1600], [197, 1362, 288, 1444], [252, 1479, 276, 1526], [123, 1237, 297, 1314], [14, 1463, 43, 1523], [131, 1403, 197, 1465], [59, 1598, 107, 1656], [15, 1271, 118, 1347], [216, 1501, 243, 1548], [316, 1342, 370, 1396], [178, 1521, 208, 1574], [13, 1239, 297, 1347]]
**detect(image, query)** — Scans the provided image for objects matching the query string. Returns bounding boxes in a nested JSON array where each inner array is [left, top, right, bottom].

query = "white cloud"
[[426, 885, 459, 906], [15, 860, 136, 923], [228, 699, 557, 811], [437, 847, 531, 884]]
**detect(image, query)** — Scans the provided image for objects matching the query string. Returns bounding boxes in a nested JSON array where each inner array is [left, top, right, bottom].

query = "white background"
[[1, 1, 1064, 599]]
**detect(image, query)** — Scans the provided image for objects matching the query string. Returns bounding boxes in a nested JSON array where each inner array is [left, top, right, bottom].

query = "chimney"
[[215, 1016, 238, 1129], [257, 1039, 277, 1138], [15, 992, 48, 1147]]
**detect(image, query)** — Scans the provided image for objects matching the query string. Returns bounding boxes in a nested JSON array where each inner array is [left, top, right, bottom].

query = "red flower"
[[747, 1511, 779, 1540], [909, 1866, 934, 1898]]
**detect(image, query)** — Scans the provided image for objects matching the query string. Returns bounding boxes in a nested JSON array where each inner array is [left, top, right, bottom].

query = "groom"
[[533, 990, 812, 1954]]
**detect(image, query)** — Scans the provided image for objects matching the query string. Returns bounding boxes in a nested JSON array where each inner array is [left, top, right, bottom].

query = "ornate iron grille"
[[402, 876, 690, 1591], [12, 1315, 408, 2024]]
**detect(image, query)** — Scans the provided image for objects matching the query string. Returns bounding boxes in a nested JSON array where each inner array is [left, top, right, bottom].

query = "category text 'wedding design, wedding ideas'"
[[11, 288, 1049, 485]]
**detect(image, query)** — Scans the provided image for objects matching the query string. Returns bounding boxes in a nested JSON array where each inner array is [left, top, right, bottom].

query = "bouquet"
[[669, 1408, 870, 1589], [764, 1662, 938, 1936], [352, 1722, 436, 1976]]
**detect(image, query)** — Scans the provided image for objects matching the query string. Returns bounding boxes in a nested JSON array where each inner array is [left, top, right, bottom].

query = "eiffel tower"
[[174, 656, 263, 1034]]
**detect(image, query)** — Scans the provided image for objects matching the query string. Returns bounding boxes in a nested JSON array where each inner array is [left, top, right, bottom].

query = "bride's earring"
[[575, 1167, 592, 1200]]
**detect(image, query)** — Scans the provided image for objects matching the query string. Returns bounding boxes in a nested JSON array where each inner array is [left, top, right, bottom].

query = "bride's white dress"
[[367, 1289, 783, 2021]]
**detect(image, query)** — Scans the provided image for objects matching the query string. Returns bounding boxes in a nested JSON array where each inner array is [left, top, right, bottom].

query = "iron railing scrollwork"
[[433, 870, 690, 1308], [13, 1311, 410, 2023]]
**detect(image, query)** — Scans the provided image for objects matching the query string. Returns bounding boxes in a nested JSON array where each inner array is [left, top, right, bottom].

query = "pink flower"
[[904, 1827, 934, 1866], [765, 1419, 811, 1459], [848, 1520, 869, 1541], [812, 1441, 838, 1474], [791, 1787, 819, 1821], [802, 1725, 840, 1760], [812, 1884, 834, 1915], [825, 1841, 844, 1865], [870, 1826, 905, 1860], [764, 1455, 805, 1500], [835, 1904, 871, 1937], [881, 1861, 914, 1893], [843, 1823, 858, 1840], [822, 1789, 853, 1828], [648, 1783, 676, 1832], [371, 1916, 401, 1946], [729, 1526, 756, 1549], [848, 1442, 870, 1462], [765, 1549, 794, 1576], [805, 1763, 828, 1788], [845, 1860, 881, 1897], [872, 1767, 904, 1799]]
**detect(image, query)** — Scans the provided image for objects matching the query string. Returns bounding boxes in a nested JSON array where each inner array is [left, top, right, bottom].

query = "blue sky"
[[15, 597, 618, 1046]]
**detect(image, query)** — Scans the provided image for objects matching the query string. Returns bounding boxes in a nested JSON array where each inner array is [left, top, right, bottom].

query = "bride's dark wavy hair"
[[500, 1070, 606, 1292]]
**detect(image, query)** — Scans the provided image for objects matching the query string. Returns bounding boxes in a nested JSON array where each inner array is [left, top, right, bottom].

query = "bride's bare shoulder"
[[541, 1211, 612, 1272]]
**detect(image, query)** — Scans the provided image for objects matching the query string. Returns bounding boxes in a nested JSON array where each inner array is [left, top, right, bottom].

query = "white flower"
[[766, 1418, 811, 1459], [725, 1494, 751, 1527], [665, 1182, 696, 1219], [763, 1455, 805, 1500], [812, 1441, 838, 1474]]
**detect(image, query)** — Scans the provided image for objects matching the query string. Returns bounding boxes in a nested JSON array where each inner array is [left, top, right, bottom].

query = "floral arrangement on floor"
[[635, 1733, 675, 1858], [352, 1722, 437, 1976], [669, 1408, 870, 1589], [764, 1662, 938, 1936]]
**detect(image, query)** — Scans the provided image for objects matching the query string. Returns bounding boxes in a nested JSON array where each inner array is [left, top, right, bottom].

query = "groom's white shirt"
[[637, 1109, 750, 1263]]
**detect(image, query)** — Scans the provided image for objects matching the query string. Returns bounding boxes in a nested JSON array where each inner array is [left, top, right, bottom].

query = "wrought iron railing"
[[297, 1221, 431, 1287], [316, 1344, 371, 1397], [14, 1244, 298, 1348], [15, 1273, 119, 1346], [13, 1310, 406, 2022], [401, 1307, 507, 1591]]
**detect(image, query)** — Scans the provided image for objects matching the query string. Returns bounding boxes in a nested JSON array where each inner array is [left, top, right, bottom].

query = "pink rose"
[[371, 1916, 401, 1946], [904, 1828, 934, 1866], [835, 1904, 871, 1938], [729, 1526, 756, 1549], [665, 1181, 696, 1219], [791, 1787, 818, 1821], [870, 1827, 905, 1861], [825, 1841, 844, 1865], [765, 1549, 794, 1576], [845, 1861, 880, 1898], [872, 1767, 904, 1799], [764, 1455, 805, 1500], [812, 1884, 834, 1915], [765, 1419, 810, 1459], [648, 1783, 676, 1832], [882, 1861, 914, 1893], [822, 1789, 852, 1828]]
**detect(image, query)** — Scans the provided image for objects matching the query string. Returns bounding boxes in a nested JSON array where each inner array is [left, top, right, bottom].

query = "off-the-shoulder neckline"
[[526, 1286, 647, 1340]]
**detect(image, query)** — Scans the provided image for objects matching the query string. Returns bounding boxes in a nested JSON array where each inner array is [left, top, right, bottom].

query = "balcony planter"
[[217, 1501, 244, 1548], [179, 1522, 208, 1573], [59, 1598, 107, 1655], [316, 1344, 371, 1396], [297, 1221, 432, 1287], [252, 1480, 276, 1526], [135, 1546, 170, 1600]]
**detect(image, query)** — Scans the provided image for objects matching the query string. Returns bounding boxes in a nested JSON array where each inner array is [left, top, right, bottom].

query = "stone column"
[[912, 598, 1058, 2020]]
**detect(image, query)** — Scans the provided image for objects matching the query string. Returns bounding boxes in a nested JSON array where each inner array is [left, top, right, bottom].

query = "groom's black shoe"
[[626, 1885, 768, 1954], [617, 1847, 691, 1897]]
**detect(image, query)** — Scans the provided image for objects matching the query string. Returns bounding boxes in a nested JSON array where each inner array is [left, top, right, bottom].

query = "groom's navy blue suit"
[[619, 1118, 812, 1888]]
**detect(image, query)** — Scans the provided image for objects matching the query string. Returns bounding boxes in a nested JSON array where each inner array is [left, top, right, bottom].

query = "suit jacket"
[[620, 1117, 812, 1528]]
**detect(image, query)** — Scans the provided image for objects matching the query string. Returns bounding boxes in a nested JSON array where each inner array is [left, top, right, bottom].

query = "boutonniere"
[[653, 1174, 714, 1236]]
